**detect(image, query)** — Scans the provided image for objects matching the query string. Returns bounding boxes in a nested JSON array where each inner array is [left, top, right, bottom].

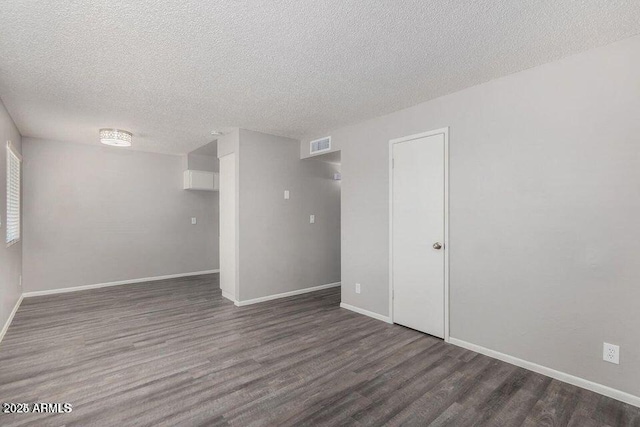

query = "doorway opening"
[[305, 150, 342, 298]]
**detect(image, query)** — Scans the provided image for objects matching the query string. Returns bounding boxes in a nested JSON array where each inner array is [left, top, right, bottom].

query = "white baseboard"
[[221, 290, 237, 304], [0, 294, 24, 347], [449, 337, 640, 408], [22, 270, 220, 298], [340, 302, 393, 324], [235, 282, 341, 307]]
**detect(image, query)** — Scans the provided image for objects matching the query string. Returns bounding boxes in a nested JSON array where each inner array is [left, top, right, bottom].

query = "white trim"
[[221, 290, 237, 304], [389, 127, 450, 342], [340, 302, 393, 324], [0, 294, 23, 347], [235, 282, 341, 307], [22, 270, 220, 297], [449, 337, 640, 408], [6, 140, 22, 161]]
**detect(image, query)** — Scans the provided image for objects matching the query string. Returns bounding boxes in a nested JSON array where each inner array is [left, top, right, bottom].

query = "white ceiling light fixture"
[[99, 128, 132, 147]]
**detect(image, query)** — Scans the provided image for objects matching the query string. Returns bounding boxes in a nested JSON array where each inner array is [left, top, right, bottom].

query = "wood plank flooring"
[[0, 274, 638, 426]]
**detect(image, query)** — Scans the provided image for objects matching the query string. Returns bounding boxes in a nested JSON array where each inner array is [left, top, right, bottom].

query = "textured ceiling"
[[1, 1, 639, 154]]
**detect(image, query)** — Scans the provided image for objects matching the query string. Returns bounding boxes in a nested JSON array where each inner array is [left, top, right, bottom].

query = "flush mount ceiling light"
[[99, 128, 132, 147], [210, 130, 224, 136]]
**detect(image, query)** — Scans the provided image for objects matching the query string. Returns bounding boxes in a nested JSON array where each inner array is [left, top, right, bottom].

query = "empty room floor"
[[0, 274, 638, 427]]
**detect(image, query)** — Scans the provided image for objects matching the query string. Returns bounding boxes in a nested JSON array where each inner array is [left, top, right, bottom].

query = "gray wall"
[[227, 129, 341, 301], [22, 138, 219, 292], [301, 35, 640, 397], [187, 153, 218, 173], [185, 150, 220, 270], [0, 98, 22, 331]]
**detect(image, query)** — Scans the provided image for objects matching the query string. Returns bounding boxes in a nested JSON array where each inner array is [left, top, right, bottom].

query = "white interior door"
[[219, 153, 236, 300], [392, 132, 446, 338]]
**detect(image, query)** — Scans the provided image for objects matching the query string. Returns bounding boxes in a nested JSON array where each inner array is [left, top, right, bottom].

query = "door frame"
[[388, 127, 450, 342]]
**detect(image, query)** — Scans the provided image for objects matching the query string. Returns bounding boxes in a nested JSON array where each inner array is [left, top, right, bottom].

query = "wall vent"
[[310, 136, 331, 154]]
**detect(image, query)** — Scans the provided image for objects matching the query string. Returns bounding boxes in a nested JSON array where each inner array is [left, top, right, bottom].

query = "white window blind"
[[6, 141, 21, 246]]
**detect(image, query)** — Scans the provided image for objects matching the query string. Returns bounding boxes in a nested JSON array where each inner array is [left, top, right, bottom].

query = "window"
[[6, 141, 21, 246]]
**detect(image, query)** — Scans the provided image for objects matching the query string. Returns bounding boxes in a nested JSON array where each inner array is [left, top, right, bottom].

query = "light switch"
[[284, 190, 290, 200], [310, 214, 315, 224], [191, 217, 197, 225]]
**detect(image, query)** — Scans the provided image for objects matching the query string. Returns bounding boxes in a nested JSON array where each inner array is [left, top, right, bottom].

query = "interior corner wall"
[[300, 35, 640, 397], [22, 138, 219, 292], [187, 153, 219, 173], [237, 129, 340, 301], [186, 151, 220, 274], [0, 98, 22, 332], [216, 130, 240, 300]]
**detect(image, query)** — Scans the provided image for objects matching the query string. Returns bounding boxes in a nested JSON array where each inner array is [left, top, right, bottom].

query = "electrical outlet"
[[191, 217, 197, 225], [309, 214, 315, 224], [284, 190, 290, 200], [603, 342, 620, 364], [355, 283, 361, 294], [19, 275, 22, 288]]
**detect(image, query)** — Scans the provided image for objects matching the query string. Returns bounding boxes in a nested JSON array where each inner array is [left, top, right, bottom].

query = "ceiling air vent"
[[310, 136, 331, 154]]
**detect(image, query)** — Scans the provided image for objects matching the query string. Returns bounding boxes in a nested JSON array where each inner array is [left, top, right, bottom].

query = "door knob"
[[433, 242, 442, 250]]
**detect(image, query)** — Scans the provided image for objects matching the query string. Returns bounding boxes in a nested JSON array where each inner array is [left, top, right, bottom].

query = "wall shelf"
[[183, 170, 219, 191]]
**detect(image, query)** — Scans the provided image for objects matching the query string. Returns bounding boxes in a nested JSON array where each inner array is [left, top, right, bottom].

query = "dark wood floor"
[[0, 274, 638, 426]]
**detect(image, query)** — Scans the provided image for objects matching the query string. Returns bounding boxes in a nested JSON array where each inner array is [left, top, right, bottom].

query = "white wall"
[[217, 131, 240, 300], [301, 36, 640, 397], [219, 152, 237, 300], [0, 98, 22, 333], [22, 138, 219, 292]]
